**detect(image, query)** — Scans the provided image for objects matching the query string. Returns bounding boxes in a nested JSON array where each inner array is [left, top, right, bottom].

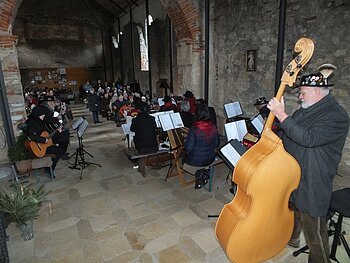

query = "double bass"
[[215, 38, 314, 262]]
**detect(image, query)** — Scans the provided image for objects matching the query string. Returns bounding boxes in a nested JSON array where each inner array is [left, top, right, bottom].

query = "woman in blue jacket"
[[184, 102, 219, 167]]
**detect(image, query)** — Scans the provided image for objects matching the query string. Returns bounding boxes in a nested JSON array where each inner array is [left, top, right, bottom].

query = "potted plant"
[[0, 183, 49, 241], [7, 132, 33, 174]]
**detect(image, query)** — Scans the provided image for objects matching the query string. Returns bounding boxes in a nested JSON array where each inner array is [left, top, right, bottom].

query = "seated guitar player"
[[25, 106, 63, 178], [41, 96, 70, 159]]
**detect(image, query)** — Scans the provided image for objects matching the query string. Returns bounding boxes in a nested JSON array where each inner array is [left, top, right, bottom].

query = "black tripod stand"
[[69, 134, 101, 179]]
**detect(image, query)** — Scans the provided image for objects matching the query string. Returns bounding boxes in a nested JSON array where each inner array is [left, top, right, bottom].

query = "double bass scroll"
[[215, 38, 314, 263]]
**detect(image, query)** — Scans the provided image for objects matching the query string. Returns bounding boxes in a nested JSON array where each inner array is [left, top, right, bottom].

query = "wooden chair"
[[165, 128, 195, 187]]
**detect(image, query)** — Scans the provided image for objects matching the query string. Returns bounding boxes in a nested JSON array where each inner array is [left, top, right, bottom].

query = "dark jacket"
[[184, 120, 219, 166], [281, 94, 349, 217], [25, 116, 47, 143], [88, 93, 100, 112], [180, 111, 194, 128], [130, 112, 158, 152]]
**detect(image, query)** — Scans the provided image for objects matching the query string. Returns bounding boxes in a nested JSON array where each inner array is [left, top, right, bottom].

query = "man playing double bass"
[[268, 65, 349, 263]]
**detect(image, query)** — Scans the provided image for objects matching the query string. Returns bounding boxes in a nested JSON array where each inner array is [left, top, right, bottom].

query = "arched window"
[[137, 26, 148, 71]]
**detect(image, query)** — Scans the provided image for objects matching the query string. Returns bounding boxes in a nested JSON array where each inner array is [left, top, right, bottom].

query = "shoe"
[[288, 238, 300, 248], [133, 165, 139, 169], [97, 121, 102, 123], [194, 179, 203, 189], [61, 153, 69, 160]]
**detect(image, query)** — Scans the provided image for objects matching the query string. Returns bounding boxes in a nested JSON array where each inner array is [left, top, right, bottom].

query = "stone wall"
[[211, 0, 350, 168], [14, 21, 103, 69]]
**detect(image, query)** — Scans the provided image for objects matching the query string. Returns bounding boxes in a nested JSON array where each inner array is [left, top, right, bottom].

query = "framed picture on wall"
[[247, 50, 256, 71]]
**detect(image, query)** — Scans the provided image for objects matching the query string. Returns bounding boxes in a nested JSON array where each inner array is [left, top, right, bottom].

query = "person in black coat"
[[25, 106, 63, 177], [130, 103, 158, 154], [41, 96, 70, 158], [268, 69, 349, 262], [87, 89, 101, 124]]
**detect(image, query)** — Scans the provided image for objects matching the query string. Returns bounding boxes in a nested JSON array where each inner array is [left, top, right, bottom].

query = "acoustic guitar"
[[215, 38, 314, 263], [25, 128, 61, 158]]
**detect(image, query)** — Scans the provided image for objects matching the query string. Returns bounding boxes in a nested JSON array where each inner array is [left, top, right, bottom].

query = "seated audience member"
[[196, 99, 217, 127], [113, 95, 126, 126], [183, 90, 196, 114], [130, 103, 158, 154], [160, 96, 177, 112], [184, 103, 219, 167], [25, 106, 63, 177], [100, 92, 111, 119], [179, 100, 194, 128]]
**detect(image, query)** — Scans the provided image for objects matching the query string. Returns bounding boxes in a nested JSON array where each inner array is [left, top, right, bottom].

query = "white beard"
[[301, 102, 309, 109]]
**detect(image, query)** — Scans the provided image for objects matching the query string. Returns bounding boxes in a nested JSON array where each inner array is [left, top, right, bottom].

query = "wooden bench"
[[123, 149, 173, 177]]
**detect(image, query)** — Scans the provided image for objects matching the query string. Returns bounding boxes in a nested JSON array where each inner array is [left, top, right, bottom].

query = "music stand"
[[69, 117, 101, 179]]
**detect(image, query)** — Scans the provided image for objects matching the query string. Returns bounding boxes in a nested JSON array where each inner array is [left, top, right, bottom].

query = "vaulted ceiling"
[[16, 0, 142, 26]]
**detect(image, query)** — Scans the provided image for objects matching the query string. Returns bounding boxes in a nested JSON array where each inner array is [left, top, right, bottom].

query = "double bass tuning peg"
[[289, 71, 295, 76], [297, 63, 302, 68]]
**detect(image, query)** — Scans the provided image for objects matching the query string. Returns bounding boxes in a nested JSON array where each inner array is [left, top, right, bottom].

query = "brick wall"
[[0, 0, 26, 164]]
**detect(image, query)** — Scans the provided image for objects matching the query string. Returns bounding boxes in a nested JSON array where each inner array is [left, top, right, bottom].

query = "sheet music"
[[224, 101, 243, 118], [158, 114, 174, 131], [150, 113, 161, 128], [251, 114, 264, 134], [225, 120, 247, 142], [220, 143, 242, 168], [158, 98, 165, 107], [170, 112, 184, 129]]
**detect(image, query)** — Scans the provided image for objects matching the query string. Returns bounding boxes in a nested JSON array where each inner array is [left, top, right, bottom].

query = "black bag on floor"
[[194, 168, 209, 189]]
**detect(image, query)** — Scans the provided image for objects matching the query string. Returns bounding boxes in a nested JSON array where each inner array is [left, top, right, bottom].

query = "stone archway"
[[0, 0, 26, 163], [160, 0, 204, 97]]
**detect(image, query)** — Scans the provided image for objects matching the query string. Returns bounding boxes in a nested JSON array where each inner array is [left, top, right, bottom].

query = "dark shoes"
[[61, 153, 70, 160], [194, 169, 209, 189]]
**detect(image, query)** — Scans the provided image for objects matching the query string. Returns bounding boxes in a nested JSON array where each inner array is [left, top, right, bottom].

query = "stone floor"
[[1, 103, 349, 263]]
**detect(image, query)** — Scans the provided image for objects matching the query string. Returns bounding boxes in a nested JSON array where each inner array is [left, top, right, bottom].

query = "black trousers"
[[290, 205, 331, 263], [46, 146, 63, 170]]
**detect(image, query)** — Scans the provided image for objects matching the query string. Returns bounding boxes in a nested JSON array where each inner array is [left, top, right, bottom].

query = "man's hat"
[[253, 97, 268, 106], [296, 63, 337, 88], [44, 95, 56, 102]]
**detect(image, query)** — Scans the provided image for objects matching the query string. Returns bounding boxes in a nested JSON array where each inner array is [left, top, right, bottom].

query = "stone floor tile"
[[156, 244, 192, 263], [191, 228, 220, 253], [81, 240, 103, 263], [124, 230, 146, 250], [125, 201, 154, 220], [181, 220, 209, 236], [98, 234, 132, 260], [139, 220, 169, 240], [171, 208, 201, 227], [198, 197, 225, 215], [105, 250, 142, 263], [144, 233, 179, 254], [179, 235, 206, 261]]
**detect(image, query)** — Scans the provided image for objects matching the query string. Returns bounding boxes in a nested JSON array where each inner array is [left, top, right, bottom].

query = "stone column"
[[0, 35, 27, 164]]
